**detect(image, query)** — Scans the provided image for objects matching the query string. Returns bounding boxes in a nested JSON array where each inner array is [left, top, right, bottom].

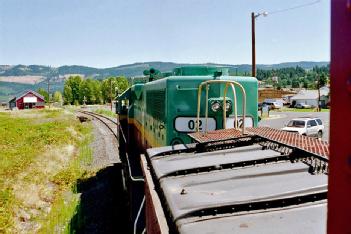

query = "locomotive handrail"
[[118, 124, 145, 183], [134, 196, 145, 234], [175, 85, 198, 91], [196, 80, 247, 134], [224, 83, 238, 129]]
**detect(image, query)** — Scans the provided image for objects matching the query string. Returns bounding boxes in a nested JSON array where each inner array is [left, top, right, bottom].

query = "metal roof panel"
[[159, 161, 327, 220], [151, 145, 279, 178], [178, 202, 327, 234]]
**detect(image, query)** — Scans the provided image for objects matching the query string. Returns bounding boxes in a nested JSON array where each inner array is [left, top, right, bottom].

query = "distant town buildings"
[[290, 86, 330, 108], [258, 88, 296, 103]]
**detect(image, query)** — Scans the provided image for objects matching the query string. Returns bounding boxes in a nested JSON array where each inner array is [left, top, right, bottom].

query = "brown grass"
[[0, 108, 93, 233], [0, 76, 44, 84]]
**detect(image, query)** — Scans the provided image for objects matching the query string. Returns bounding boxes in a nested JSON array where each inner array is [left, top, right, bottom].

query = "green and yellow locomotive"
[[117, 66, 258, 149], [116, 65, 258, 231]]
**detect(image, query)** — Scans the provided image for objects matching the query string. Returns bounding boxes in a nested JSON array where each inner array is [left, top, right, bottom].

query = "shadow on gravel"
[[71, 164, 129, 234]]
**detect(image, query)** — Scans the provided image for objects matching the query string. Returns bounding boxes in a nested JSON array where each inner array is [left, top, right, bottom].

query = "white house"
[[291, 87, 329, 108]]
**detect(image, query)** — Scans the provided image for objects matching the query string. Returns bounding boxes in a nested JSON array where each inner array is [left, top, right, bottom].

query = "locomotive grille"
[[146, 90, 166, 120]]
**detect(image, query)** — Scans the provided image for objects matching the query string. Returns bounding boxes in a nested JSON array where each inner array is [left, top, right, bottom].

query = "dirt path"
[[74, 114, 128, 234]]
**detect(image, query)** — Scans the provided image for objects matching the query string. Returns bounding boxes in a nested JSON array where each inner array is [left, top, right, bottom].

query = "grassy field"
[[275, 107, 330, 112], [0, 108, 93, 233]]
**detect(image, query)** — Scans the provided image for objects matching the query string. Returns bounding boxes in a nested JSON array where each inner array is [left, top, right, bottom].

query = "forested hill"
[[0, 61, 329, 102], [0, 61, 329, 78]]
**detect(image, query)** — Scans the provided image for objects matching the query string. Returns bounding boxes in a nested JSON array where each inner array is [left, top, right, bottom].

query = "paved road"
[[258, 111, 330, 142]]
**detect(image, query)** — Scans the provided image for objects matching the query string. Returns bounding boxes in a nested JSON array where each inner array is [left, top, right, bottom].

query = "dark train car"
[[141, 128, 329, 233]]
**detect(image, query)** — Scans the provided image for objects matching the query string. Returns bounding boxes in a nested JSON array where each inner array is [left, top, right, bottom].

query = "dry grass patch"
[[0, 109, 93, 233], [0, 76, 44, 84]]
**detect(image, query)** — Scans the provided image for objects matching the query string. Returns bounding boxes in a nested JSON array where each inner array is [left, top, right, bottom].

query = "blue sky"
[[0, 0, 330, 67]]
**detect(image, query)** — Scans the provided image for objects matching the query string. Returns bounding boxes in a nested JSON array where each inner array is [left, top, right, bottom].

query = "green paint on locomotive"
[[117, 66, 258, 148]]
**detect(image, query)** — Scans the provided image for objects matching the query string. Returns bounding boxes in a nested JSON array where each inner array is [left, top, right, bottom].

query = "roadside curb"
[[261, 114, 285, 120]]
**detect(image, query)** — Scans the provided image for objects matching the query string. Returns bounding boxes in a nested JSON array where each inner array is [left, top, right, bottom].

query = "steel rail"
[[78, 110, 117, 123], [81, 109, 145, 182], [77, 110, 118, 138], [79, 110, 145, 234]]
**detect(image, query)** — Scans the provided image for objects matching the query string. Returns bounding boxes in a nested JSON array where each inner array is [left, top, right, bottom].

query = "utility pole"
[[317, 75, 321, 112], [47, 77, 50, 108], [110, 78, 113, 111], [251, 11, 268, 78], [251, 12, 256, 77], [251, 2, 321, 78]]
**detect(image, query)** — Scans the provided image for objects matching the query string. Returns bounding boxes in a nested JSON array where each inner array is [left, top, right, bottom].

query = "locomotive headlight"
[[211, 101, 221, 112]]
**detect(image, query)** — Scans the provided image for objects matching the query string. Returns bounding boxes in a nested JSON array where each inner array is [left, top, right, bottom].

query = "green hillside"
[[0, 81, 63, 102], [0, 61, 329, 78], [0, 61, 329, 102]]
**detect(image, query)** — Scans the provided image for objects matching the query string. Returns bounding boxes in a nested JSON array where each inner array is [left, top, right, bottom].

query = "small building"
[[9, 90, 45, 110], [290, 87, 329, 108]]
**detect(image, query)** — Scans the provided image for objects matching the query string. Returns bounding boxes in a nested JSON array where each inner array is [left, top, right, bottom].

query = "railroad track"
[[77, 110, 118, 138]]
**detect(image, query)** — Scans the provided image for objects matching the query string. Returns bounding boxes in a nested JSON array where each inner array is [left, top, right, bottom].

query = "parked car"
[[295, 103, 312, 109], [281, 117, 324, 138], [263, 101, 282, 109]]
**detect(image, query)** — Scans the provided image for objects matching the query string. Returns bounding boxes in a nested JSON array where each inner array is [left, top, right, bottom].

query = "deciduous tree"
[[53, 91, 63, 105], [63, 84, 73, 104], [37, 88, 49, 103]]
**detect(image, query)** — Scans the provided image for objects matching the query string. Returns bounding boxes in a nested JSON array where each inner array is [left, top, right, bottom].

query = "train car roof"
[[146, 143, 328, 233], [150, 144, 281, 178]]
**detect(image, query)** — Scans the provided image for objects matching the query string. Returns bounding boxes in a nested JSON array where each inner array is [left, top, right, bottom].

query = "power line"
[[267, 0, 321, 15]]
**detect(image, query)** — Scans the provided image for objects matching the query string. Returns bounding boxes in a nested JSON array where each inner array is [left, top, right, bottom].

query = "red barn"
[[9, 90, 45, 110]]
